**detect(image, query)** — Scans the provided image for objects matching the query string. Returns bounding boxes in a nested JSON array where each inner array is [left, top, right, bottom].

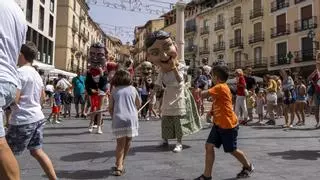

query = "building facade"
[[16, 0, 57, 70], [55, 0, 105, 73]]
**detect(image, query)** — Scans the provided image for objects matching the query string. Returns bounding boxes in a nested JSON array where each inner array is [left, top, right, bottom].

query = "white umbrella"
[[226, 76, 263, 84]]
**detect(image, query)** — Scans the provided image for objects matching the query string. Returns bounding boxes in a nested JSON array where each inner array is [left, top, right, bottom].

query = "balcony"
[[271, 0, 289, 13], [270, 54, 291, 67], [294, 16, 317, 32], [185, 25, 197, 34], [72, 22, 78, 33], [295, 0, 307, 4], [294, 49, 316, 63], [229, 38, 243, 49], [271, 24, 290, 38], [253, 58, 268, 69], [213, 42, 225, 52], [200, 26, 210, 35], [185, 45, 197, 53], [249, 31, 265, 44], [250, 8, 263, 20], [199, 47, 210, 55], [214, 21, 225, 31], [230, 15, 243, 26]]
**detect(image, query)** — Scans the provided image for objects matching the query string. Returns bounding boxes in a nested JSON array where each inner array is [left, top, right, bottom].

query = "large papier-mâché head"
[[88, 42, 107, 68], [145, 31, 178, 71]]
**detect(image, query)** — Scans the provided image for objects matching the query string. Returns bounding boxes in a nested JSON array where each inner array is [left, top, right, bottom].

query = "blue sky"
[[88, 0, 190, 43]]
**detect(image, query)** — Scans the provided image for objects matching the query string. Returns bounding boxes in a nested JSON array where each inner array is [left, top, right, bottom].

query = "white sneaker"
[[146, 117, 150, 121], [97, 126, 103, 134], [88, 126, 93, 133], [92, 125, 98, 128], [173, 144, 183, 153]]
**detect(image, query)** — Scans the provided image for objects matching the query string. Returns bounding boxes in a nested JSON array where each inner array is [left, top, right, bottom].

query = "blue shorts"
[[206, 125, 239, 153], [0, 82, 17, 137], [6, 120, 46, 155]]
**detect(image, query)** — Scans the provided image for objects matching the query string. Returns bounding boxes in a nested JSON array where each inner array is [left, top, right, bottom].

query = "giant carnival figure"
[[144, 30, 202, 152], [85, 42, 109, 134]]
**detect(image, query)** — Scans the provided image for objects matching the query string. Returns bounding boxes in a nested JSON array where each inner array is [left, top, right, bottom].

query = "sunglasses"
[[145, 31, 171, 48]]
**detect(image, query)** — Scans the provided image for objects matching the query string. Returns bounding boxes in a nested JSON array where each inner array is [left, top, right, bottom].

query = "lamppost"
[[175, 0, 186, 65]]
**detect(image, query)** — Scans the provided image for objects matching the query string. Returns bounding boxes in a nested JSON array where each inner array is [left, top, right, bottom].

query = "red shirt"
[[237, 76, 246, 96]]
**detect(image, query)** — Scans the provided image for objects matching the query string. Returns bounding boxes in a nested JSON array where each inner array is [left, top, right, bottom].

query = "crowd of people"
[[2, 1, 320, 180]]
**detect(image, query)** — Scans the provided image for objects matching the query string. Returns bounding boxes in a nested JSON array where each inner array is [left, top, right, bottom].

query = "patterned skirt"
[[161, 88, 202, 139]]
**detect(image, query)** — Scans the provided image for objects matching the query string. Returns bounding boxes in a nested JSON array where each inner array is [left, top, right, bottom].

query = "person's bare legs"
[[295, 102, 301, 124], [0, 137, 20, 180], [115, 137, 126, 171], [30, 149, 56, 180], [122, 137, 132, 167], [203, 143, 215, 178], [289, 103, 295, 125], [300, 102, 306, 124], [230, 149, 251, 168]]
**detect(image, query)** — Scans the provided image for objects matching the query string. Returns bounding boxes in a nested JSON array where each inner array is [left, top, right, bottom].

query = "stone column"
[[175, 0, 186, 64]]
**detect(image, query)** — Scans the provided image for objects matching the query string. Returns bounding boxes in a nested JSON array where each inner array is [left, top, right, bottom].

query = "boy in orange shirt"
[[195, 65, 254, 180]]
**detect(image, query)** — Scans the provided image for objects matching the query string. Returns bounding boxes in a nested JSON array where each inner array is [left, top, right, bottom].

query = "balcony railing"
[[230, 15, 243, 26], [271, 0, 289, 13], [253, 58, 268, 69], [200, 26, 210, 35], [185, 45, 197, 53], [213, 42, 225, 52], [229, 38, 243, 48], [294, 16, 317, 32], [72, 22, 78, 33], [249, 31, 265, 44], [295, 0, 307, 4], [270, 54, 291, 67], [294, 49, 316, 63], [199, 47, 210, 55], [271, 24, 290, 38], [214, 21, 225, 31], [185, 25, 197, 34], [250, 8, 263, 19]]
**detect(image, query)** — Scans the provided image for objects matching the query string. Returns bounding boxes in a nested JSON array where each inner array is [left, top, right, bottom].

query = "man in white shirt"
[[6, 42, 57, 179], [0, 1, 27, 179]]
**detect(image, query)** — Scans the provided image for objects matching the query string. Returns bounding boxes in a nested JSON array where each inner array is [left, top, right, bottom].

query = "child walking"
[[6, 42, 57, 179], [195, 65, 254, 180], [246, 90, 256, 123], [256, 89, 265, 124], [64, 87, 73, 118], [108, 69, 141, 176]]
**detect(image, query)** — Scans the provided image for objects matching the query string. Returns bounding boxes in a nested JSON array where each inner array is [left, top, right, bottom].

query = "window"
[[218, 35, 223, 43], [40, 0, 45, 4], [235, 51, 242, 67], [203, 39, 208, 49], [301, 37, 313, 61], [50, 0, 55, 12], [73, 0, 76, 11], [254, 22, 262, 33], [276, 13, 286, 33], [253, 0, 262, 9], [217, 14, 224, 23], [234, 7, 241, 17], [49, 15, 54, 37], [38, 6, 45, 31], [277, 42, 287, 64], [301, 5, 313, 30], [26, 0, 33, 22], [254, 47, 262, 63]]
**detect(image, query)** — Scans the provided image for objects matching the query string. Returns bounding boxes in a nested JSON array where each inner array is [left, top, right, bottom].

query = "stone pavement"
[[16, 107, 320, 180]]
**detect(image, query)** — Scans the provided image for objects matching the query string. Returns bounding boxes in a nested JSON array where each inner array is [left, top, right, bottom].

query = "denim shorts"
[[206, 125, 239, 153], [0, 82, 17, 137], [6, 120, 46, 155]]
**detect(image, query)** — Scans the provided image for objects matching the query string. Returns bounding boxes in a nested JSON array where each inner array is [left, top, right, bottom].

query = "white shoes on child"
[[88, 125, 103, 134], [173, 144, 183, 153]]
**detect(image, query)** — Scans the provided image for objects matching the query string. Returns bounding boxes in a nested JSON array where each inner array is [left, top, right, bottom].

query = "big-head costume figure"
[[85, 42, 108, 134], [145, 30, 201, 153]]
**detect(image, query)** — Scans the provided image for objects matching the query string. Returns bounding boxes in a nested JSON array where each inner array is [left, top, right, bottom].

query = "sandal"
[[194, 174, 212, 180], [112, 168, 125, 176]]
